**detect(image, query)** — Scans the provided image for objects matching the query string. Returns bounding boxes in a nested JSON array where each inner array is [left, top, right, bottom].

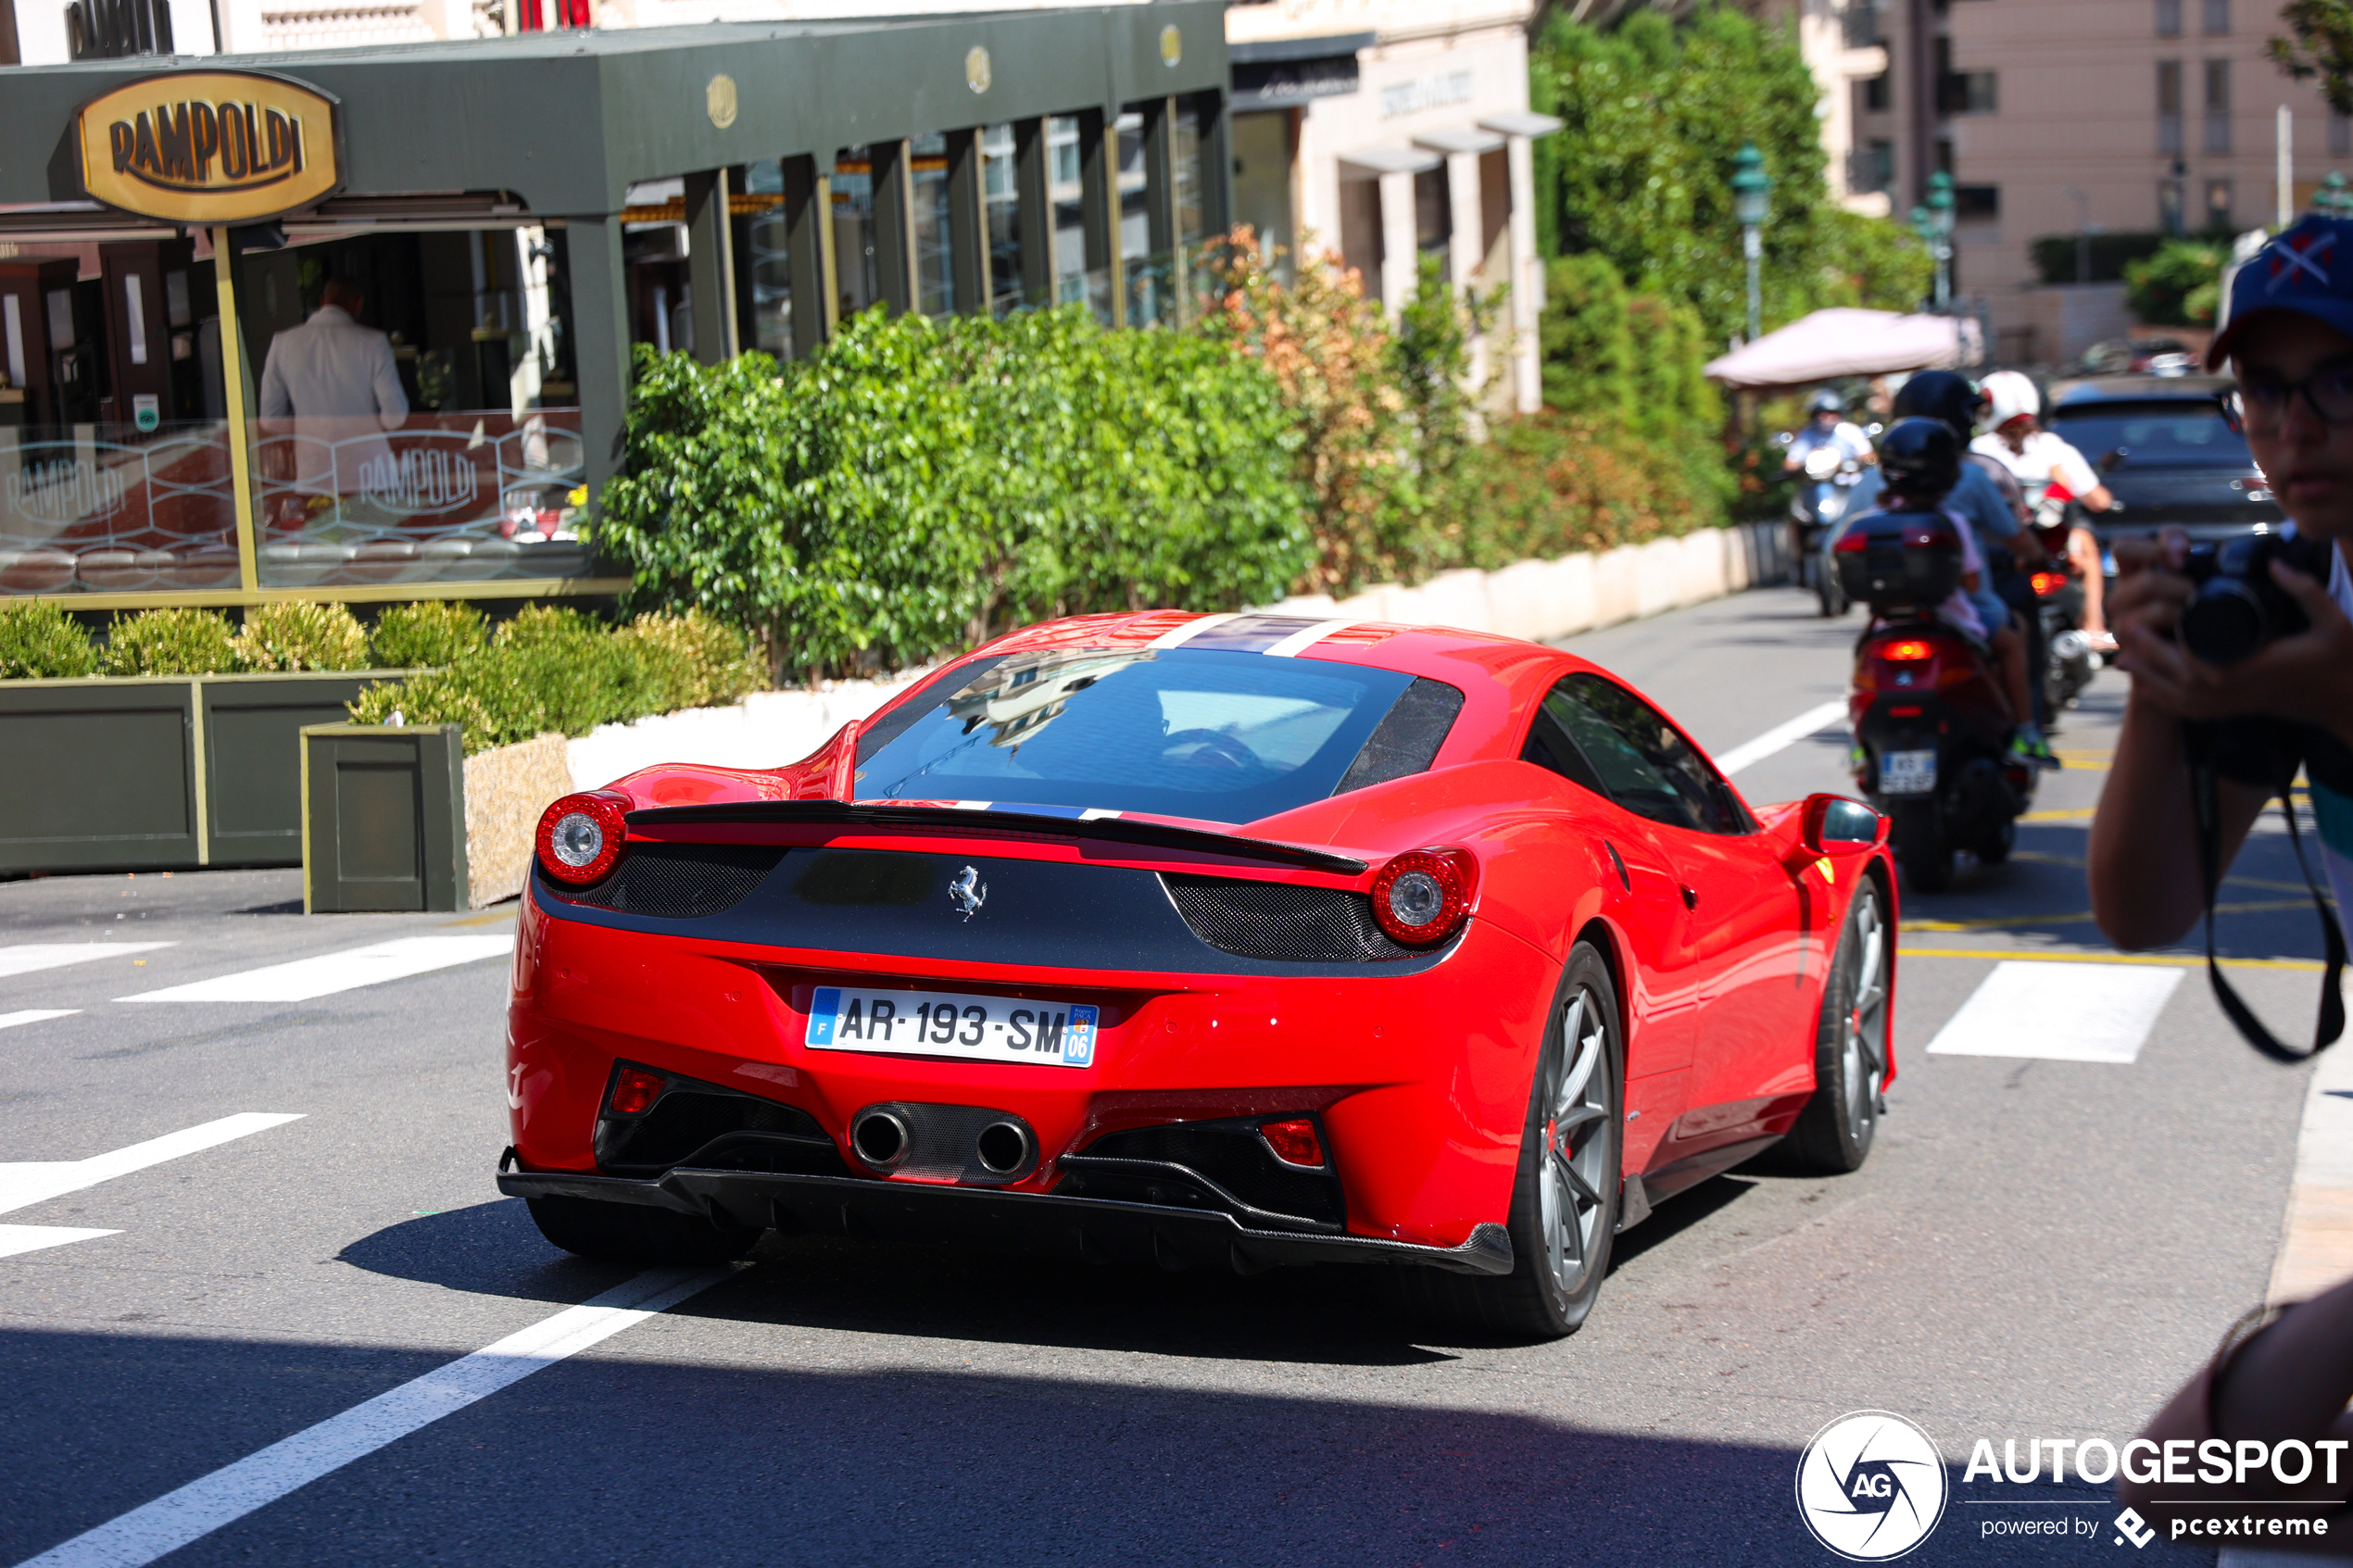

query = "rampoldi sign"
[[74, 70, 342, 224]]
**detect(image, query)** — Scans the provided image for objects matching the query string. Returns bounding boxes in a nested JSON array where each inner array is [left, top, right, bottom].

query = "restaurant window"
[[832, 147, 884, 320], [622, 178, 690, 355], [0, 233, 239, 597], [229, 219, 585, 591], [1047, 115, 1096, 314], [1117, 108, 1161, 326], [982, 123, 1023, 314], [742, 158, 792, 358], [911, 132, 956, 318]]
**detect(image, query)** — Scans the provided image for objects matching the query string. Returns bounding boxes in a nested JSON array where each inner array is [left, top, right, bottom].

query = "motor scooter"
[[1835, 508, 2037, 894], [2029, 563, 2095, 714], [1780, 437, 1879, 617]]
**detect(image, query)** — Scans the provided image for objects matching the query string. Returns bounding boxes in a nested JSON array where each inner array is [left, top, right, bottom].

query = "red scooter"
[[1836, 509, 2038, 894]]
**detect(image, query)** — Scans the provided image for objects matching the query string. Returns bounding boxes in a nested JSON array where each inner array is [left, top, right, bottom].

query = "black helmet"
[[1878, 417, 1962, 501], [1891, 370, 1985, 443], [1807, 389, 1844, 417]]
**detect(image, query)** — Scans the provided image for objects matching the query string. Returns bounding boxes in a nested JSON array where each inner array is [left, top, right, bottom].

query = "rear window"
[[852, 647, 1440, 823], [2047, 401, 2248, 470]]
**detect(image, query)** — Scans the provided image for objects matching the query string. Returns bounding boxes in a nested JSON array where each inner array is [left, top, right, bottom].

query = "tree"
[[2272, 0, 2353, 115], [1530, 6, 1931, 345]]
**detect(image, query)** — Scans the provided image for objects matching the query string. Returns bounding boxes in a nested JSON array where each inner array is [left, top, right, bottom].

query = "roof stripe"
[[1146, 612, 1239, 650], [1262, 619, 1358, 658]]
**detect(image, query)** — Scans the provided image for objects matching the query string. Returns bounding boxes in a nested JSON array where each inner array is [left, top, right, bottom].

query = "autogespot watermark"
[[1797, 1412, 2347, 1554]]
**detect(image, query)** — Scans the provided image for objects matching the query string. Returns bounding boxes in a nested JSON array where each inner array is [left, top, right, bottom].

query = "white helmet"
[[1979, 370, 2041, 431]]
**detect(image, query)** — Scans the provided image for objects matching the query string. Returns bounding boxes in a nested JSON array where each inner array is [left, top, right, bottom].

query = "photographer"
[[2094, 213, 2353, 1548]]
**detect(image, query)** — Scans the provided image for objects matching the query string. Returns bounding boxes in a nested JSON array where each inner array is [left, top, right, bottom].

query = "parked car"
[[2079, 337, 2200, 377], [2045, 377, 2281, 577], [497, 611, 1899, 1339]]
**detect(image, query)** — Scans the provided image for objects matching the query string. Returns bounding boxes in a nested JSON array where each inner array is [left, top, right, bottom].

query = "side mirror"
[[1801, 794, 1884, 857], [2099, 446, 2128, 474], [1775, 430, 1794, 446]]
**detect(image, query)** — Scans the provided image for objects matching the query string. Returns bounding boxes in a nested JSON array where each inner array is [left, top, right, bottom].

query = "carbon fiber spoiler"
[[623, 799, 1367, 877]]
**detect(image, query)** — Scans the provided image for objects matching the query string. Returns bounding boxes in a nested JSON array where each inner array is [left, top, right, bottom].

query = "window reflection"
[[742, 158, 793, 358], [982, 123, 1024, 314], [911, 133, 956, 318], [833, 147, 883, 320]]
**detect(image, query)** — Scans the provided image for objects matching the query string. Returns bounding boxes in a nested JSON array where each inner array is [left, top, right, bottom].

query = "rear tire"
[[526, 1194, 760, 1265], [1783, 881, 1891, 1173], [1975, 812, 2016, 865], [1396, 942, 1623, 1339], [1891, 802, 1952, 893]]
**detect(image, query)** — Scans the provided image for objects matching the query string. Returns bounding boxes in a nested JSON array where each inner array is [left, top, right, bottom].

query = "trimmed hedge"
[[345, 608, 763, 755], [598, 306, 1307, 681], [0, 601, 98, 679]]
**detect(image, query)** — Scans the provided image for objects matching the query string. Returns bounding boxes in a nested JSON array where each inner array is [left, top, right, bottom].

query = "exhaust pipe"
[[975, 1120, 1033, 1177], [850, 1109, 911, 1170]]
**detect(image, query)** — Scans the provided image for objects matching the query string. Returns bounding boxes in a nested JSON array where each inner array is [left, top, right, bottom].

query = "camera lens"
[[2181, 582, 2267, 665]]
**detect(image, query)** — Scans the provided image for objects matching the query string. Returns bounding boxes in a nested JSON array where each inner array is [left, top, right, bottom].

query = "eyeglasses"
[[2221, 363, 2353, 432]]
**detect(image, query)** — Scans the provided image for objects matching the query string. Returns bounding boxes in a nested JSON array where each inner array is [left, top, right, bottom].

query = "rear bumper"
[[497, 1161, 1516, 1277]]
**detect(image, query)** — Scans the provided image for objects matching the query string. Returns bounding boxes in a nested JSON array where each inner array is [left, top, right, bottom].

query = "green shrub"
[[615, 609, 763, 712], [369, 600, 488, 670], [0, 601, 98, 679], [233, 601, 370, 671], [100, 608, 236, 676], [2125, 239, 2228, 326], [599, 307, 1306, 678], [1453, 409, 1727, 566]]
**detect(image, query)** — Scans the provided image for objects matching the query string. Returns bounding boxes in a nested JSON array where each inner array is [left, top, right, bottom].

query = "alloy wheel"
[[1840, 888, 1889, 1146], [1539, 988, 1615, 1297]]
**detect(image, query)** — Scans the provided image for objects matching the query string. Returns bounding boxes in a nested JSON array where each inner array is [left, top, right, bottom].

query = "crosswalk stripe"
[[0, 1113, 305, 1218], [11, 1265, 736, 1568], [0, 1224, 120, 1260], [0, 945, 172, 980], [1715, 700, 1848, 777], [1924, 960, 2183, 1064], [117, 936, 513, 1004], [0, 1011, 79, 1032]]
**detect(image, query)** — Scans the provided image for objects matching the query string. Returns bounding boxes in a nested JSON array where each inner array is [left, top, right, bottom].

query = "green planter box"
[[299, 723, 469, 914], [0, 671, 410, 876]]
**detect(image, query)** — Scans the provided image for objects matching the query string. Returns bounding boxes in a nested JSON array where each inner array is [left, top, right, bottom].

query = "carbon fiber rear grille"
[[596, 1076, 843, 1179], [548, 843, 785, 919], [1060, 1118, 1345, 1230], [1162, 873, 1414, 962]]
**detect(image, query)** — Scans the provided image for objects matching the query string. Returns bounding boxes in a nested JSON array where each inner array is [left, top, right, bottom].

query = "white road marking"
[[117, 935, 512, 1003], [0, 945, 172, 980], [1714, 699, 1850, 777], [0, 1224, 120, 1259], [1925, 960, 2184, 1064], [0, 1113, 305, 1217], [13, 1265, 735, 1568], [0, 1010, 79, 1031]]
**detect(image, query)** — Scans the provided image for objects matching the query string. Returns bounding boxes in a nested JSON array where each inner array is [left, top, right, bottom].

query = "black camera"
[[2179, 532, 2332, 665]]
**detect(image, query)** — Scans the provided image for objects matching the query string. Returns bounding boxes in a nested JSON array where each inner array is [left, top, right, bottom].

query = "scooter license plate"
[[1881, 749, 1937, 795]]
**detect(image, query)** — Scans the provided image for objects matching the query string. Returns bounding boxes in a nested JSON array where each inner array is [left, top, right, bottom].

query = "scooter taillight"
[[2030, 571, 2068, 596]]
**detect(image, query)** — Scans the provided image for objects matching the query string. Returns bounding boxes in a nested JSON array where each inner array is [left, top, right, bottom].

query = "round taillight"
[[535, 791, 629, 885], [1369, 847, 1476, 947]]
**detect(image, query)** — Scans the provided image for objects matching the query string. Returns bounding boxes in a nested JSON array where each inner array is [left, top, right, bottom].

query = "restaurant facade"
[[0, 4, 1233, 608]]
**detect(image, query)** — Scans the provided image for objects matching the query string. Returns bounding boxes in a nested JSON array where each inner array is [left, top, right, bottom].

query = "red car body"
[[498, 610, 1897, 1323]]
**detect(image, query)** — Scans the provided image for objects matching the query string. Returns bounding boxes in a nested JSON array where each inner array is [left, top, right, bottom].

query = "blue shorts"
[[1969, 587, 2011, 637]]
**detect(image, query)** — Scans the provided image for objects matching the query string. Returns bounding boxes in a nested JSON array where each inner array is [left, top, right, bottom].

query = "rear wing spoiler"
[[623, 800, 1368, 877]]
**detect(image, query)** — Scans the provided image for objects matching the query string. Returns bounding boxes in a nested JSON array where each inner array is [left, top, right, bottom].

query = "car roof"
[[2051, 374, 2233, 405]]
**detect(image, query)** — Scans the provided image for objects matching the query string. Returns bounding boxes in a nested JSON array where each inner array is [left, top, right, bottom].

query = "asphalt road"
[[0, 583, 2332, 1567]]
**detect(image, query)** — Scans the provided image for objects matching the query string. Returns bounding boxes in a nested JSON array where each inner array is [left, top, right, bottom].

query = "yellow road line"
[[438, 908, 518, 928], [1900, 946, 2326, 972], [1901, 899, 2311, 934], [2022, 808, 2097, 821]]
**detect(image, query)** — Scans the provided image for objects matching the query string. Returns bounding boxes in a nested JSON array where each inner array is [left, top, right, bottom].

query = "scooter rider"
[[1892, 371, 2059, 765], [1976, 370, 2118, 654], [1874, 418, 2045, 758], [1784, 389, 1876, 470]]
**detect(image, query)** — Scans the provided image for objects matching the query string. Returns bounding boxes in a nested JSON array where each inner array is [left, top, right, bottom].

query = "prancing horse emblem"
[[950, 865, 987, 921]]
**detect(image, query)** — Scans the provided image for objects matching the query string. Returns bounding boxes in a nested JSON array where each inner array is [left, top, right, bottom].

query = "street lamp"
[[1730, 142, 1771, 343], [2322, 171, 2351, 217], [1927, 170, 1956, 310]]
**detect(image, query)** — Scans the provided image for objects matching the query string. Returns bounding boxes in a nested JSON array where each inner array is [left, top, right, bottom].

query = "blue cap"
[[2208, 214, 2353, 369]]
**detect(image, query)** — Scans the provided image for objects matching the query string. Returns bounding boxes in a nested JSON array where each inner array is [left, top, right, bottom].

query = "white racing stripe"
[[1925, 960, 2184, 1064], [13, 1265, 735, 1568], [0, 1113, 305, 1217], [1262, 619, 1355, 658], [1145, 612, 1239, 650], [0, 1224, 120, 1259], [0, 1010, 79, 1032], [1713, 699, 1850, 777], [118, 936, 512, 1003], [0, 945, 172, 979]]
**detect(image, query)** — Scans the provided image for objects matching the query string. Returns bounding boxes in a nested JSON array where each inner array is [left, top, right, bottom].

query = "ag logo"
[[1795, 1411, 1949, 1561]]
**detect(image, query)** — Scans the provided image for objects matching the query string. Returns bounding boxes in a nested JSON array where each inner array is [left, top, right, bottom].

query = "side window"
[[1522, 673, 1750, 835]]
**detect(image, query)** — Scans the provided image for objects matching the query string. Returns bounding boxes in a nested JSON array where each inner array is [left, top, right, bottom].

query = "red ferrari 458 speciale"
[[497, 609, 1896, 1336]]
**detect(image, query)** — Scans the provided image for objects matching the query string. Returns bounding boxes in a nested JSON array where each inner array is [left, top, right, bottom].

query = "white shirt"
[[1971, 430, 2100, 506], [1793, 420, 1873, 465], [258, 305, 409, 495]]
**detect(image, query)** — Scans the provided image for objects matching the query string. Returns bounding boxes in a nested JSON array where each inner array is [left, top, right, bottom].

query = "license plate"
[[804, 985, 1099, 1069], [1880, 749, 1937, 795]]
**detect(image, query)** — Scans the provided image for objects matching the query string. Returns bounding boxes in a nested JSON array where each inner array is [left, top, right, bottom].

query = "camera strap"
[[2192, 754, 2347, 1063]]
